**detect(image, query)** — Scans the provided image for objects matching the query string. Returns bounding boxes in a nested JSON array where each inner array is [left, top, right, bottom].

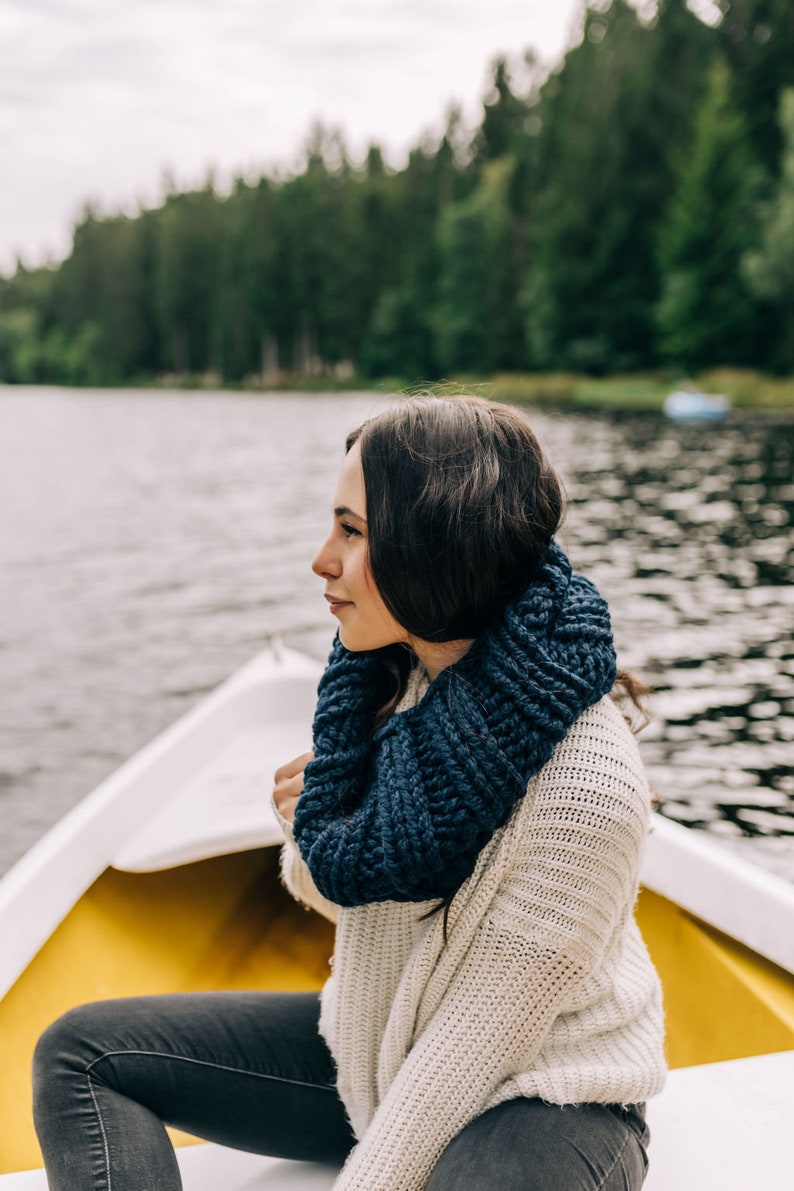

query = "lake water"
[[1, 387, 793, 880]]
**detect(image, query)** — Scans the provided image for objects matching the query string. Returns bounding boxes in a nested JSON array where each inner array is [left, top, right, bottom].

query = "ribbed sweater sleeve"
[[332, 702, 651, 1190], [333, 944, 569, 1188]]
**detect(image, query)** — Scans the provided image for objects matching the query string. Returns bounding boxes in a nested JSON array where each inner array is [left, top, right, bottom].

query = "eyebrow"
[[334, 505, 367, 523]]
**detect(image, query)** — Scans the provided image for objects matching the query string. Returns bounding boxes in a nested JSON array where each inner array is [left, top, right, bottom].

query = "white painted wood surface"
[[644, 1049, 794, 1190], [0, 1149, 335, 1190]]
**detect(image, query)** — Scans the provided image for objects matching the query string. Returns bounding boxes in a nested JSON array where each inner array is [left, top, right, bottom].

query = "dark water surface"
[[1, 387, 792, 879]]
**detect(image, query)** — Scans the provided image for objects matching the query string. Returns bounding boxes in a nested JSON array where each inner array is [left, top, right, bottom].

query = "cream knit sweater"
[[277, 673, 666, 1191]]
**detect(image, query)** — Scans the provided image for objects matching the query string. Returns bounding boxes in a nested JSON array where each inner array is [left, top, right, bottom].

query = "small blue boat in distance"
[[663, 386, 731, 421]]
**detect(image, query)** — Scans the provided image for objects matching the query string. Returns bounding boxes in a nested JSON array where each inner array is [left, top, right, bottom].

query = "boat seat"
[[0, 1149, 337, 1190], [4, 1051, 791, 1190], [643, 1049, 793, 1190]]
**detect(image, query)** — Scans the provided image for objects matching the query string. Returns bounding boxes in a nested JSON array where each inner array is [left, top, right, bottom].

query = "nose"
[[312, 530, 341, 580]]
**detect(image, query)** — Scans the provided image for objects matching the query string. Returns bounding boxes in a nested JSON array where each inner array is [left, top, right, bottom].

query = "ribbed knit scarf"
[[293, 542, 617, 906]]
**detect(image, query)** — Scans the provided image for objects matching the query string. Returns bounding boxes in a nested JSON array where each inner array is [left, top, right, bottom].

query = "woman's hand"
[[273, 751, 314, 824]]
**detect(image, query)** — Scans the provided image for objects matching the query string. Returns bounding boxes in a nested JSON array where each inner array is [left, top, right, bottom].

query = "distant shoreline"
[[3, 370, 794, 411]]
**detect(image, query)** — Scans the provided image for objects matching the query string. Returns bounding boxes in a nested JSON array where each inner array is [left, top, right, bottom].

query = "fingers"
[[274, 751, 315, 783], [273, 751, 315, 824]]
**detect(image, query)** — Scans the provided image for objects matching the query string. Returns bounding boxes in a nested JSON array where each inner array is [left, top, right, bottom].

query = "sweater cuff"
[[273, 793, 339, 925]]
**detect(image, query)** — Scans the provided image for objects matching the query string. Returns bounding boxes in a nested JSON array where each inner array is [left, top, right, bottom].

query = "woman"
[[33, 396, 665, 1190]]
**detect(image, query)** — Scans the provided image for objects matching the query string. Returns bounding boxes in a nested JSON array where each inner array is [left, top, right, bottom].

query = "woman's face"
[[312, 442, 409, 652]]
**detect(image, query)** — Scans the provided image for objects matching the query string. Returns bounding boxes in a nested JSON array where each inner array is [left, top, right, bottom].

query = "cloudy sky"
[[0, 0, 593, 275]]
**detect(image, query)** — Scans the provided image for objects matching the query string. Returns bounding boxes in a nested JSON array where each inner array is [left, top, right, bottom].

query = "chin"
[[339, 635, 376, 653], [339, 627, 400, 653]]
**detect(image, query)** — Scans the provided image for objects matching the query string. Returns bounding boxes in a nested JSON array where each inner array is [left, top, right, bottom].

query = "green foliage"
[[434, 158, 526, 372], [2, 0, 793, 388], [716, 1, 794, 175], [0, 307, 41, 382], [696, 366, 794, 406], [743, 89, 794, 369], [655, 58, 763, 368], [473, 58, 530, 164], [526, 0, 717, 374], [484, 367, 794, 409], [155, 185, 222, 374], [0, 307, 104, 385], [361, 286, 435, 382]]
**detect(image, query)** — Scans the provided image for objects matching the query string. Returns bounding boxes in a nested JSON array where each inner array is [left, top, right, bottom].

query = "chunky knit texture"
[[293, 542, 618, 905], [278, 687, 666, 1191]]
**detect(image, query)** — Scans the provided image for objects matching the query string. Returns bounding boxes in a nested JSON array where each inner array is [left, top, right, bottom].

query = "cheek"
[[362, 559, 384, 606], [364, 570, 404, 633]]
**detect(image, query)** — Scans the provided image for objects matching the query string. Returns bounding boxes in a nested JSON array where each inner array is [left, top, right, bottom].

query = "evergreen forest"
[[1, 0, 793, 389]]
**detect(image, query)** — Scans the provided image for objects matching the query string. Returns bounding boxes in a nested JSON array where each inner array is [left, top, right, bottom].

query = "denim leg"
[[32, 991, 354, 1191], [426, 1099, 650, 1191]]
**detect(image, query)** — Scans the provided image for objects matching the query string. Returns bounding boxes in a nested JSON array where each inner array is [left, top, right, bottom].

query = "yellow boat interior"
[[2, 847, 793, 1176]]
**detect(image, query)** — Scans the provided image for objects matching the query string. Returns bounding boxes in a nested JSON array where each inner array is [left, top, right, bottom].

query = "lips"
[[325, 594, 353, 615]]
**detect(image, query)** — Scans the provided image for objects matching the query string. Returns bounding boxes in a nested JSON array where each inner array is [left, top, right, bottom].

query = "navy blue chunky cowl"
[[292, 542, 617, 906]]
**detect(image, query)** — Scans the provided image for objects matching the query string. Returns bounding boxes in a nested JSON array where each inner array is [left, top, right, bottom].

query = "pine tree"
[[744, 89, 794, 370], [154, 183, 223, 376], [434, 158, 526, 373], [716, 1, 794, 177], [655, 58, 763, 368], [473, 58, 529, 164], [525, 0, 716, 373]]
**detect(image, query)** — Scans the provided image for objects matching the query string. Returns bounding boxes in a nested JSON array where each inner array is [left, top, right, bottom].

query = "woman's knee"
[[33, 1001, 119, 1087]]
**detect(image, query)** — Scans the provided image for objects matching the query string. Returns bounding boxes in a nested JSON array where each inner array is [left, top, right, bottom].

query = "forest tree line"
[[1, 0, 793, 387]]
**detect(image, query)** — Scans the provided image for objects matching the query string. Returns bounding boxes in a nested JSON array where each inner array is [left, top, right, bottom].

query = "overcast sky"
[[0, 0, 601, 275]]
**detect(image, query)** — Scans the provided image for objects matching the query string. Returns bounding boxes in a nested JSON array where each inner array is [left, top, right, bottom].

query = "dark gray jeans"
[[33, 991, 649, 1189]]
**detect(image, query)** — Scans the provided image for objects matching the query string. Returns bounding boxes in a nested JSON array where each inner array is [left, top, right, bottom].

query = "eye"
[[341, 521, 362, 538]]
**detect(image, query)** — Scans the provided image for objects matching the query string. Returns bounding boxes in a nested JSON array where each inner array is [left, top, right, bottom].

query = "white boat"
[[1, 643, 792, 1190], [663, 387, 731, 421]]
